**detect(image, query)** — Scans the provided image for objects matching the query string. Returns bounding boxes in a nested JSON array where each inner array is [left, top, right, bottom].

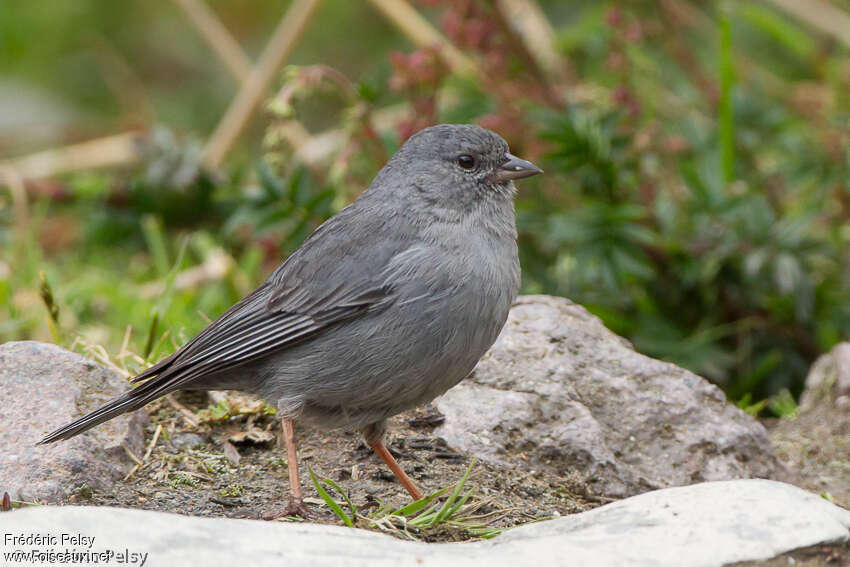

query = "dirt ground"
[[77, 391, 595, 542], [61, 387, 850, 559], [731, 541, 850, 567]]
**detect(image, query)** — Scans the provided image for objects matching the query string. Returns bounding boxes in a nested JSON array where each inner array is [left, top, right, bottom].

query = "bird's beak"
[[488, 153, 544, 183]]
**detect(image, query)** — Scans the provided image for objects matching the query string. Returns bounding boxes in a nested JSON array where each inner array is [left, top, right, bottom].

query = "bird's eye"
[[457, 154, 476, 170]]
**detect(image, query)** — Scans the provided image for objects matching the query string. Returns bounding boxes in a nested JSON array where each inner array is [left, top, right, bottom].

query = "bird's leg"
[[363, 421, 423, 501], [263, 418, 310, 519], [282, 418, 310, 516], [369, 441, 424, 500]]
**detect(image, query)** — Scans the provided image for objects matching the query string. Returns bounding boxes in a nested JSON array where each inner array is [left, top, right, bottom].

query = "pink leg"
[[264, 418, 310, 519], [369, 440, 424, 500]]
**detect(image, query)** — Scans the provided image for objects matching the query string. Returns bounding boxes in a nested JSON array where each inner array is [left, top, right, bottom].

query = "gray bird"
[[39, 124, 542, 516]]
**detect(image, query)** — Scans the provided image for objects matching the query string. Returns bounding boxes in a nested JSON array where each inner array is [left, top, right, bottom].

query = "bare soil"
[[76, 391, 595, 542], [730, 541, 850, 567]]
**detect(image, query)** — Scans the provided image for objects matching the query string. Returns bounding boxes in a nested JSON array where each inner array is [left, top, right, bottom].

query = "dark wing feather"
[[143, 199, 405, 389], [133, 280, 387, 389]]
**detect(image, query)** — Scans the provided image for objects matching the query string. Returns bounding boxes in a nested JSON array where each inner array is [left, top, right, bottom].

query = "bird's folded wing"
[[131, 278, 388, 389], [132, 200, 403, 390]]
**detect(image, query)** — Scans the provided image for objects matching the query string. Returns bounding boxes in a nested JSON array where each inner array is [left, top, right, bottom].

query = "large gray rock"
[[771, 341, 850, 508], [2, 480, 848, 566], [0, 341, 147, 502], [799, 342, 850, 412], [435, 296, 776, 498]]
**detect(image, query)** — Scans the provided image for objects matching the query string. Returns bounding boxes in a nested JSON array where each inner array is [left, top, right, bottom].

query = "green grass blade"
[[406, 503, 443, 528], [9, 500, 41, 508], [718, 1, 735, 184], [308, 466, 353, 527], [391, 485, 450, 517], [432, 458, 476, 525], [142, 311, 159, 360], [444, 487, 475, 518], [466, 526, 502, 539], [146, 328, 172, 364], [38, 270, 61, 345], [316, 474, 357, 517], [146, 235, 188, 360], [141, 214, 170, 278]]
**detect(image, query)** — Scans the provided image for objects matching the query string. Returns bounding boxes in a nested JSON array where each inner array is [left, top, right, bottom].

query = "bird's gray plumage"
[[39, 124, 534, 445]]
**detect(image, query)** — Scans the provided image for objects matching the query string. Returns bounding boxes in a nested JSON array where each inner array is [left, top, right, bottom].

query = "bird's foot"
[[262, 497, 312, 520]]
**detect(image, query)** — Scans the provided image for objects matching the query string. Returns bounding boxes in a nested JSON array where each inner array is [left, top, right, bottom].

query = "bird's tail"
[[38, 376, 172, 444]]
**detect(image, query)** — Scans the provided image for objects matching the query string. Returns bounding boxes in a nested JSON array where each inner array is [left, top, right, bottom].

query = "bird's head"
[[373, 124, 542, 214]]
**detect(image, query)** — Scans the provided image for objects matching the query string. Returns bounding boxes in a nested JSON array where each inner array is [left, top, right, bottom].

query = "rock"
[[0, 341, 147, 503], [435, 296, 776, 498], [2, 480, 848, 566], [799, 342, 850, 412], [170, 432, 208, 450], [771, 342, 850, 508]]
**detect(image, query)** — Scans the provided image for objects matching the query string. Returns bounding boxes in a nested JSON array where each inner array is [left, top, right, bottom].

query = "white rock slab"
[[2, 480, 848, 567]]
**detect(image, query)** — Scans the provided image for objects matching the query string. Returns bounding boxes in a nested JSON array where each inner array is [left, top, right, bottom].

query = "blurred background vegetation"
[[2, 0, 849, 415]]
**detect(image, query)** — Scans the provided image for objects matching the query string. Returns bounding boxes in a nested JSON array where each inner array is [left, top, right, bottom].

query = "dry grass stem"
[[166, 394, 201, 427], [203, 0, 322, 169], [366, 0, 479, 77], [764, 0, 850, 49], [0, 132, 144, 181], [123, 444, 143, 466], [496, 0, 572, 82], [143, 423, 164, 462], [139, 248, 234, 299], [489, 0, 564, 107], [173, 0, 253, 83]]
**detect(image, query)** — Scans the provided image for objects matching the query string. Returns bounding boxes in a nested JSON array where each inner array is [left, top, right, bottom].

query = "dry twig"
[[173, 0, 318, 160], [203, 0, 323, 169], [144, 423, 164, 462], [123, 445, 143, 466], [366, 0, 479, 77], [166, 394, 201, 428], [139, 247, 234, 299], [764, 0, 850, 49], [173, 0, 253, 83], [488, 0, 564, 107], [0, 132, 145, 181], [495, 0, 572, 83]]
